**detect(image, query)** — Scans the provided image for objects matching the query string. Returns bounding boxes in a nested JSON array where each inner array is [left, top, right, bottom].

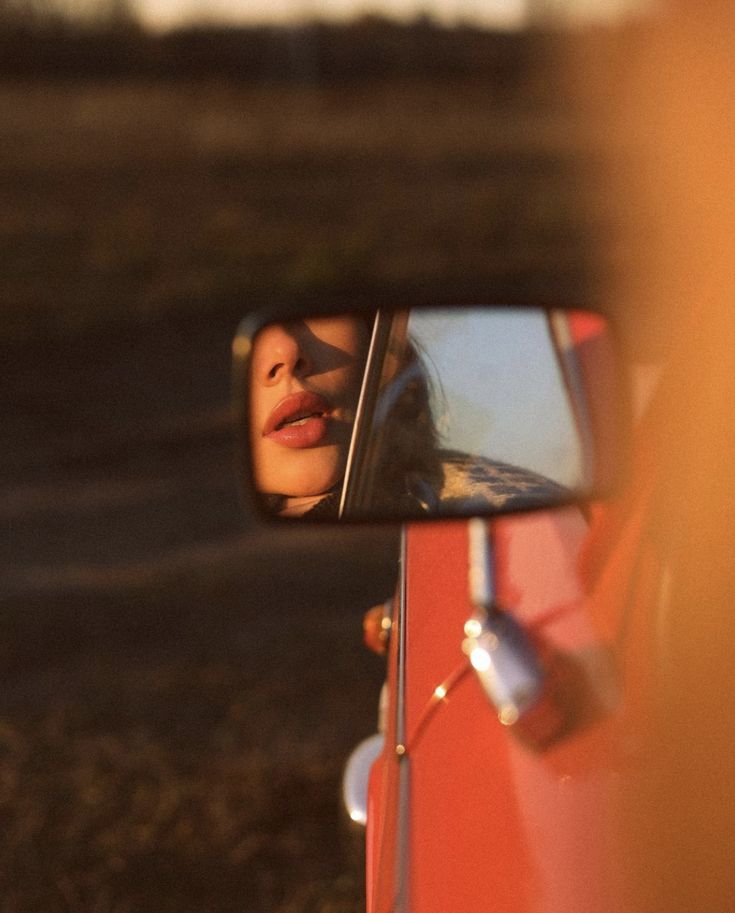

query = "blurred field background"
[[0, 7, 608, 911]]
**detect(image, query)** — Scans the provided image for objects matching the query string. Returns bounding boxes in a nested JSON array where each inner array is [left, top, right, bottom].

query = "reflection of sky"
[[408, 308, 581, 487]]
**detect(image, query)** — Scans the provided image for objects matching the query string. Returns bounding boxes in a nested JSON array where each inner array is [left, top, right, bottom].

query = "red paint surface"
[[367, 508, 631, 913]]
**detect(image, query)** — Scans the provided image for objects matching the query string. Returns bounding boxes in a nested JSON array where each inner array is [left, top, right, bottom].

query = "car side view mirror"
[[232, 304, 627, 523]]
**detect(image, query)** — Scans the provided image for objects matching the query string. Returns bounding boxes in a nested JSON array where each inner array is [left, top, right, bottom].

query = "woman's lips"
[[263, 391, 332, 448]]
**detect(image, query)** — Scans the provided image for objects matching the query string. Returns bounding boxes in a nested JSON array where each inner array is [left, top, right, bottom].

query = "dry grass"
[[0, 530, 397, 912], [1, 78, 594, 342]]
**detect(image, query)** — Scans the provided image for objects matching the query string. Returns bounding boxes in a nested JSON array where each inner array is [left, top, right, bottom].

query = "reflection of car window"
[[346, 308, 574, 521], [406, 309, 582, 489], [434, 449, 566, 515]]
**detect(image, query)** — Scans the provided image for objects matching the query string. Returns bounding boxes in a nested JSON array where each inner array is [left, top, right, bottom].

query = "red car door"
[[367, 507, 628, 913]]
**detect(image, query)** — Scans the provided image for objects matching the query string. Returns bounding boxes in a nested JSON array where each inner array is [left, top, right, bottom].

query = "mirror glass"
[[239, 305, 620, 521]]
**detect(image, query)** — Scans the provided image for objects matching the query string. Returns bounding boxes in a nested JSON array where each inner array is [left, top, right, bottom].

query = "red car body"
[[365, 506, 635, 913], [359, 310, 631, 913], [361, 314, 734, 911]]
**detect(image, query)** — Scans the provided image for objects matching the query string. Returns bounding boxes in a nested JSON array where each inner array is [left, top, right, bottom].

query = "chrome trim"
[[464, 519, 546, 733], [339, 310, 382, 518], [394, 753, 411, 913], [396, 526, 408, 748], [342, 733, 385, 827], [393, 525, 411, 913], [468, 516, 493, 612]]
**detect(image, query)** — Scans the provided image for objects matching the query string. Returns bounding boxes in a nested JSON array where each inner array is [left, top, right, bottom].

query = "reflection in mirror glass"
[[247, 314, 372, 518], [243, 306, 616, 522], [407, 309, 581, 488]]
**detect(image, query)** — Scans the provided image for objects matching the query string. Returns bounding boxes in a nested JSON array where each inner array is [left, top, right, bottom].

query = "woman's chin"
[[255, 448, 345, 501]]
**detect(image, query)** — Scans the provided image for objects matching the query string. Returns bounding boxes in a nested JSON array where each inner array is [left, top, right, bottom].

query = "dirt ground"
[[1, 312, 403, 912], [0, 73, 596, 911]]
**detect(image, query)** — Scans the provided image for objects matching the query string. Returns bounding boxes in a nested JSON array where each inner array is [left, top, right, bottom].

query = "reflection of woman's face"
[[250, 316, 369, 511]]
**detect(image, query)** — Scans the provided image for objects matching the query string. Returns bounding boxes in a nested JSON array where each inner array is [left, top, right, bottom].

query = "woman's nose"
[[255, 323, 312, 386]]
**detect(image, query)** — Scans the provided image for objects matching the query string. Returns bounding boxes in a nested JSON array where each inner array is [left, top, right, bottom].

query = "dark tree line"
[[0, 0, 135, 27], [0, 11, 557, 90]]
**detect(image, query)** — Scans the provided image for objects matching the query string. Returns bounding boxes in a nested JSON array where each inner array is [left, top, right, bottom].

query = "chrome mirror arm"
[[464, 518, 558, 744]]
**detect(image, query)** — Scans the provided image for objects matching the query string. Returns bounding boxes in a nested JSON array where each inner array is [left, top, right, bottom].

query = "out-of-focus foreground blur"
[[571, 3, 735, 911]]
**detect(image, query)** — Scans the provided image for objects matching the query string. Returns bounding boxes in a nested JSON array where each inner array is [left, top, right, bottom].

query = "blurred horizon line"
[[0, 0, 655, 36], [133, 0, 655, 36]]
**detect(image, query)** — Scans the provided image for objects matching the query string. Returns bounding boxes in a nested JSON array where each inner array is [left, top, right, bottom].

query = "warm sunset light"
[[132, 0, 653, 32]]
